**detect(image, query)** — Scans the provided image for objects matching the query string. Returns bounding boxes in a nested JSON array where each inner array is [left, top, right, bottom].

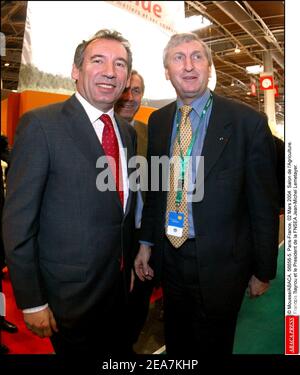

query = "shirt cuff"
[[23, 303, 48, 314], [139, 240, 154, 247]]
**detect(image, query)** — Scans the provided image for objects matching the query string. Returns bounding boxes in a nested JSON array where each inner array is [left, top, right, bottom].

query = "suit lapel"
[[63, 96, 132, 213], [201, 93, 232, 180], [62, 95, 105, 165], [160, 102, 177, 157], [159, 102, 177, 215]]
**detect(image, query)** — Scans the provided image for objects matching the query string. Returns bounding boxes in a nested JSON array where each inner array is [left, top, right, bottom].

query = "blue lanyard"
[[174, 94, 213, 208]]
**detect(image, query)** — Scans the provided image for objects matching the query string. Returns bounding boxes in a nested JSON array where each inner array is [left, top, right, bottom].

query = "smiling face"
[[165, 40, 211, 104], [72, 38, 130, 112], [114, 73, 144, 122]]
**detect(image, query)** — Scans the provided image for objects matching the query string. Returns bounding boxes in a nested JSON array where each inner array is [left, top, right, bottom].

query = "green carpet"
[[233, 243, 284, 354]]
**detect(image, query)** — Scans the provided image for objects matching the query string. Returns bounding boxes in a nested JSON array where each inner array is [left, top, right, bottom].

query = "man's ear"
[[126, 74, 131, 89], [165, 68, 170, 81], [71, 63, 79, 81], [208, 65, 212, 78]]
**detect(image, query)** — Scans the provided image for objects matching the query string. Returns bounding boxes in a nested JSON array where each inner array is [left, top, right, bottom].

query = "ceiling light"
[[4, 62, 10, 67], [246, 65, 264, 74], [234, 45, 241, 53]]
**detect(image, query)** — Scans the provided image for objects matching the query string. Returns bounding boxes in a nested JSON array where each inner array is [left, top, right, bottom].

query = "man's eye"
[[174, 55, 184, 62], [116, 61, 126, 68], [132, 89, 141, 95], [192, 54, 202, 60], [92, 58, 103, 64]]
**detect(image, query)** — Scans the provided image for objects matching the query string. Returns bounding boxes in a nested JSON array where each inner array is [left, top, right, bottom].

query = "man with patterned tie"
[[3, 30, 137, 356], [134, 33, 279, 355]]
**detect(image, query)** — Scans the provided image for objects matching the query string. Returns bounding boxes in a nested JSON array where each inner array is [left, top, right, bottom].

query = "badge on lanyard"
[[167, 211, 184, 237]]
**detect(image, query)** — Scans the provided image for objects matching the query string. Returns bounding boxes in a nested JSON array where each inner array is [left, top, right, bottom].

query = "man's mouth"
[[96, 83, 116, 89], [182, 76, 197, 81], [120, 102, 134, 109]]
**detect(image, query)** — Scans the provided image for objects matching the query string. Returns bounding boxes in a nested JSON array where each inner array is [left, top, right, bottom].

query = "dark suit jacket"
[[133, 120, 148, 203], [133, 120, 148, 160], [3, 95, 137, 328], [140, 92, 279, 314]]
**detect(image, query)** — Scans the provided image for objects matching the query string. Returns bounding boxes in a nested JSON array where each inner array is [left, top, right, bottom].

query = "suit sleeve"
[[2, 112, 50, 309], [246, 116, 279, 281]]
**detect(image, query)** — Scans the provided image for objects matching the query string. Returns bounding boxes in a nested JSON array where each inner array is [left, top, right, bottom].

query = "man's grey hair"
[[131, 69, 145, 94], [73, 29, 132, 74], [163, 32, 213, 68]]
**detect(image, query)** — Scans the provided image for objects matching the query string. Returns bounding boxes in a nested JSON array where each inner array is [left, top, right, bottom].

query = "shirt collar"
[[75, 91, 115, 124], [177, 88, 211, 117]]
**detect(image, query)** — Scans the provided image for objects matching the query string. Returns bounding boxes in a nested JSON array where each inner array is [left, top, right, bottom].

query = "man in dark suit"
[[3, 29, 137, 356], [115, 71, 154, 349], [134, 33, 279, 355]]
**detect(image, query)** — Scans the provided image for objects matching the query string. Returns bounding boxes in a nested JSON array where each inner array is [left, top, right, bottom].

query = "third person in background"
[[115, 70, 156, 352]]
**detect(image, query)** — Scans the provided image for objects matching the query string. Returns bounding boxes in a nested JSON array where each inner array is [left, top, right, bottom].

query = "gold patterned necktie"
[[166, 105, 193, 248]]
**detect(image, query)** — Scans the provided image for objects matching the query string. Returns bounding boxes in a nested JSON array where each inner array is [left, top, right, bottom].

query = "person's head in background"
[[115, 70, 145, 122], [72, 29, 133, 112], [163, 33, 212, 105]]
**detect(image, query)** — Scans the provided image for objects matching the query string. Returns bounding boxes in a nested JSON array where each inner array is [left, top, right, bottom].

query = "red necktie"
[[100, 114, 124, 207]]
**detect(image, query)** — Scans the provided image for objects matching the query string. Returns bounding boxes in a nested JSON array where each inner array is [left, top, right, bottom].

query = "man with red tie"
[[3, 29, 137, 356]]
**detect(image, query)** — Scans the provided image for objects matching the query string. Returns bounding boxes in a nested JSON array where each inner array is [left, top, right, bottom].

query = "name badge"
[[167, 211, 184, 237]]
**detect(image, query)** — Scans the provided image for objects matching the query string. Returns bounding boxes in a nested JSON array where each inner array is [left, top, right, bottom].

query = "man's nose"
[[123, 89, 133, 101], [184, 57, 194, 71], [102, 60, 116, 78]]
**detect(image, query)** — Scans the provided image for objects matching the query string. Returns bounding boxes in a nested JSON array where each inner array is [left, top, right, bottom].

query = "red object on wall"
[[274, 85, 279, 97], [6, 92, 21, 146], [260, 76, 274, 90], [250, 82, 256, 96]]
